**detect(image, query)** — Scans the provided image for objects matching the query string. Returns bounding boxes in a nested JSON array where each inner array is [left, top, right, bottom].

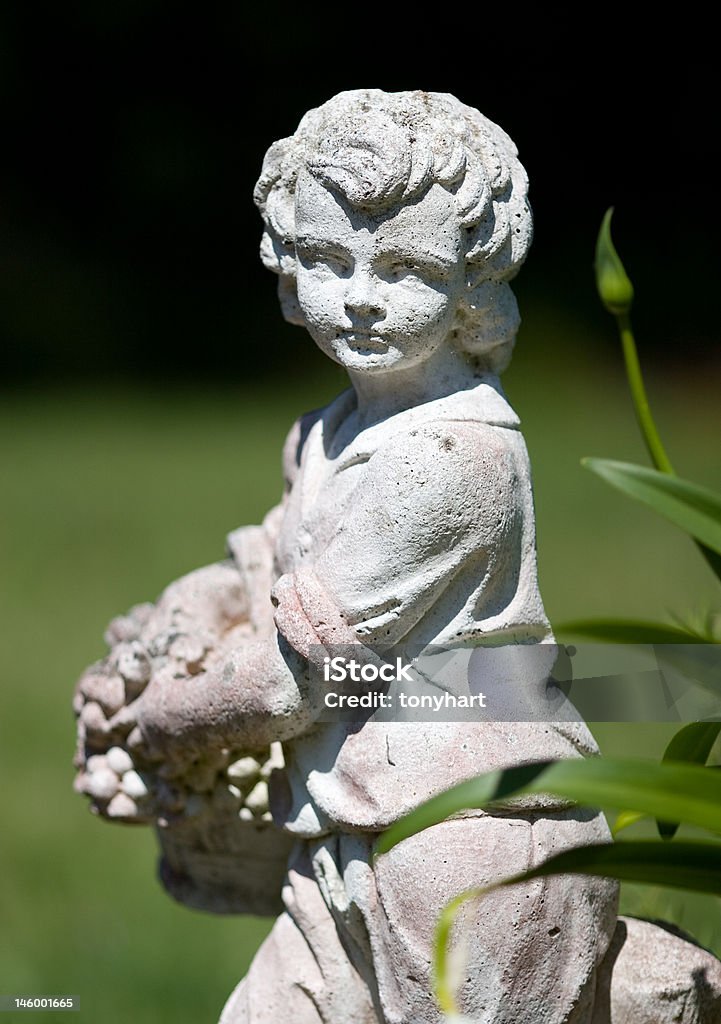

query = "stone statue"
[[73, 90, 721, 1023]]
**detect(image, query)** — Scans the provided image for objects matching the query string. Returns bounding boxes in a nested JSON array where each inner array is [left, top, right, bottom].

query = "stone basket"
[[157, 811, 295, 916]]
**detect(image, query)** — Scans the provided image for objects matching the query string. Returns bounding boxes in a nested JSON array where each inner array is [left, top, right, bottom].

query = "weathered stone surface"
[[72, 89, 721, 1023], [594, 916, 721, 1024]]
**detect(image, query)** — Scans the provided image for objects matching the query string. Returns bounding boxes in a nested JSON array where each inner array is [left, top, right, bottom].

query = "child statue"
[[73, 90, 721, 1023]]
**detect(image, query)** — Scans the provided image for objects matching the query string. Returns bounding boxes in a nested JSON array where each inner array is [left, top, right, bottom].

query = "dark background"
[[3, 15, 721, 1022], [2, 9, 719, 387]]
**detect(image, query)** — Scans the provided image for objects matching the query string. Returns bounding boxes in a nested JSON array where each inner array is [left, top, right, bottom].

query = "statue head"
[[254, 89, 531, 375]]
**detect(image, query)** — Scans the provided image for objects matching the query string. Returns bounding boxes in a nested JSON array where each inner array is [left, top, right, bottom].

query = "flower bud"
[[595, 207, 634, 315]]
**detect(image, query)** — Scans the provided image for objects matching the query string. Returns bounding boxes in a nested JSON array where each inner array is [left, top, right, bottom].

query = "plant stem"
[[617, 312, 674, 474], [617, 313, 721, 583]]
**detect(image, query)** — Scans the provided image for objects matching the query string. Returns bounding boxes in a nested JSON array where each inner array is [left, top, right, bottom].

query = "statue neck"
[[346, 344, 482, 428]]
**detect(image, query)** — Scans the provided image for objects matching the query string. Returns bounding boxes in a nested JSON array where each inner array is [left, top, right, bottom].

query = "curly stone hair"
[[254, 89, 532, 374]]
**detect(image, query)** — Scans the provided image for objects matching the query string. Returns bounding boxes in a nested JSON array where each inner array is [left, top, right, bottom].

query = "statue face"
[[294, 171, 465, 375]]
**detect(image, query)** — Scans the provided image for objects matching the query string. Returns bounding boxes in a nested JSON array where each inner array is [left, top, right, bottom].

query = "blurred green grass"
[[2, 309, 720, 1020]]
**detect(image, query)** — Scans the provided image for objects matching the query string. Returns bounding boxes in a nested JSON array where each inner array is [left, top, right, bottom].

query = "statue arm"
[[75, 420, 522, 789], [140, 421, 521, 759], [273, 422, 523, 652]]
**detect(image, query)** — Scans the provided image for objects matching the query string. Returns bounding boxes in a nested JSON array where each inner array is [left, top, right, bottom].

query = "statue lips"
[[338, 330, 388, 354]]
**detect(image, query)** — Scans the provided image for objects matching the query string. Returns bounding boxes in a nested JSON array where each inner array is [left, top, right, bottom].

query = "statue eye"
[[380, 260, 414, 282], [381, 257, 443, 283], [298, 245, 350, 277]]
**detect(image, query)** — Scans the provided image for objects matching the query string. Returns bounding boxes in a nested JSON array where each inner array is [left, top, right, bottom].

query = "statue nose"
[[344, 270, 384, 319]]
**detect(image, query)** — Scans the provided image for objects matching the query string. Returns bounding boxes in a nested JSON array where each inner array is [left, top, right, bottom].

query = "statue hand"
[[272, 568, 357, 659]]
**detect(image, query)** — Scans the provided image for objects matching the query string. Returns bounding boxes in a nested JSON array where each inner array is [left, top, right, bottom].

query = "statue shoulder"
[[281, 388, 356, 489], [281, 408, 323, 490], [369, 419, 522, 503]]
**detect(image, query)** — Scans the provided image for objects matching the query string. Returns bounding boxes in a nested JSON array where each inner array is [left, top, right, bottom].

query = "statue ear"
[[277, 276, 306, 327], [455, 280, 520, 373], [259, 227, 305, 327], [464, 280, 520, 332]]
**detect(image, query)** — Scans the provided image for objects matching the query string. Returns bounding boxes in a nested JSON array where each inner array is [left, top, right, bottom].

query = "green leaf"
[[667, 609, 721, 643], [376, 757, 721, 857], [374, 762, 551, 857], [512, 839, 721, 895], [530, 758, 721, 835], [582, 458, 721, 556], [432, 839, 721, 1014], [696, 543, 721, 582], [612, 810, 646, 836], [595, 208, 634, 315], [556, 618, 709, 644], [434, 892, 473, 1015], [612, 727, 721, 839], [664, 721, 721, 763], [657, 722, 721, 839]]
